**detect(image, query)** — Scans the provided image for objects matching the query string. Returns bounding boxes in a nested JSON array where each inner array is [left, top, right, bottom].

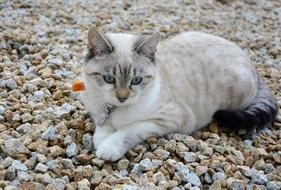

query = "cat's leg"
[[93, 125, 115, 149], [95, 121, 177, 161]]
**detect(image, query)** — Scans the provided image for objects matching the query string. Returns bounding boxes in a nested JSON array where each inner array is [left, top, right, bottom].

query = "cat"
[[80, 28, 278, 161]]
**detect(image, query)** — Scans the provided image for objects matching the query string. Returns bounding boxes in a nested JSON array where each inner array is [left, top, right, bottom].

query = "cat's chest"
[[104, 106, 144, 129]]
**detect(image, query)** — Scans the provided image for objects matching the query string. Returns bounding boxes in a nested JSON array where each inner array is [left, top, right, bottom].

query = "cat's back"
[[156, 32, 257, 127], [157, 31, 248, 61]]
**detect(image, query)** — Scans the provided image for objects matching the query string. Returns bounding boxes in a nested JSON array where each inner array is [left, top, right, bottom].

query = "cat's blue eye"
[[131, 77, 143, 85], [103, 74, 115, 84]]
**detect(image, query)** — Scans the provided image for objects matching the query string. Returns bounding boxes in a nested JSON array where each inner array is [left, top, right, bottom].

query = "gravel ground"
[[0, 0, 281, 189]]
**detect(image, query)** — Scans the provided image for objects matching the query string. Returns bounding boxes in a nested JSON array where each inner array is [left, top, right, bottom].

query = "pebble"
[[77, 179, 90, 190], [176, 162, 189, 180], [5, 79, 17, 90], [117, 159, 130, 170], [264, 164, 275, 174], [266, 181, 280, 190], [66, 142, 79, 157], [209, 180, 221, 190], [21, 113, 33, 123], [6, 166, 16, 180], [91, 158, 104, 169], [11, 160, 28, 171], [16, 123, 32, 133], [122, 185, 138, 190], [186, 172, 201, 186], [0, 105, 5, 115], [229, 180, 245, 190], [1, 157, 14, 168], [195, 166, 208, 176], [17, 171, 32, 182], [34, 163, 49, 173], [41, 127, 57, 141], [251, 170, 268, 185], [48, 58, 63, 66], [82, 133, 93, 151], [212, 172, 227, 181], [140, 158, 154, 171], [238, 166, 252, 177], [132, 164, 142, 174], [184, 152, 198, 163], [154, 149, 170, 160]]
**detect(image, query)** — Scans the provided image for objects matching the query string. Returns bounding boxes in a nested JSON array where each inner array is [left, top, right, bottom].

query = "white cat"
[[80, 29, 277, 161]]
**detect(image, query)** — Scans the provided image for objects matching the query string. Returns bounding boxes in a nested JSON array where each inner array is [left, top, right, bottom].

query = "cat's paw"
[[95, 140, 126, 161], [93, 132, 106, 149], [93, 126, 114, 149]]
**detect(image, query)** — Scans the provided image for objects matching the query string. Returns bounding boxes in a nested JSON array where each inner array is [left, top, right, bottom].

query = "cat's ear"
[[88, 29, 113, 57], [135, 33, 160, 61]]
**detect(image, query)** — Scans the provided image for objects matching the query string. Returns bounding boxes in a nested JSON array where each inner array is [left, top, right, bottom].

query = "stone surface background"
[[0, 0, 280, 189]]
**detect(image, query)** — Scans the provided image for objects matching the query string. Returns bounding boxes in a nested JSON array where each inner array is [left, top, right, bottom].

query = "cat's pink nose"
[[117, 97, 127, 102]]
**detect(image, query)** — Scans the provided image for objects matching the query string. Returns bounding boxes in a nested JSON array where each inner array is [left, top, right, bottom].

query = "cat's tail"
[[213, 77, 278, 130]]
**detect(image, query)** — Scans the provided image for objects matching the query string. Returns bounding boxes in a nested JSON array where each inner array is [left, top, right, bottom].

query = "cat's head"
[[82, 29, 160, 107]]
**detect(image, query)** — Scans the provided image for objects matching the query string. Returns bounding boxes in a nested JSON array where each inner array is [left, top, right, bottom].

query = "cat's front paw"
[[93, 132, 105, 149], [95, 140, 127, 161], [93, 125, 114, 149]]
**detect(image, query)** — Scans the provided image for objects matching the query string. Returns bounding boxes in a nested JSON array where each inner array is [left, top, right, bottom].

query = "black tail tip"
[[213, 110, 251, 129]]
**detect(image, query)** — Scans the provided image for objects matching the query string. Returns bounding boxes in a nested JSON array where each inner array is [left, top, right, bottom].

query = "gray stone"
[[229, 181, 245, 190], [48, 58, 63, 66], [49, 178, 66, 190], [119, 169, 128, 177], [16, 123, 32, 133], [1, 157, 14, 168], [11, 160, 28, 171], [62, 158, 75, 169], [5, 79, 17, 90], [82, 133, 93, 151], [41, 173, 52, 185], [266, 181, 280, 190], [77, 178, 90, 190], [195, 166, 208, 176], [61, 175, 69, 184], [153, 172, 166, 183], [264, 163, 275, 174], [204, 173, 213, 184], [0, 105, 5, 115], [66, 142, 78, 157], [184, 152, 198, 163], [212, 172, 226, 181], [41, 127, 57, 140], [61, 103, 76, 112], [34, 163, 49, 173], [37, 154, 48, 163], [186, 172, 201, 186], [117, 159, 130, 170], [151, 159, 163, 167], [21, 113, 33, 122], [131, 164, 142, 174], [91, 158, 104, 169], [91, 171, 102, 186], [4, 186, 18, 190], [140, 158, 154, 171], [176, 162, 189, 181], [244, 139, 253, 146], [18, 171, 32, 182], [122, 185, 138, 190], [154, 149, 170, 160], [238, 166, 252, 177], [34, 90, 45, 100], [251, 170, 268, 185], [6, 166, 16, 180]]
